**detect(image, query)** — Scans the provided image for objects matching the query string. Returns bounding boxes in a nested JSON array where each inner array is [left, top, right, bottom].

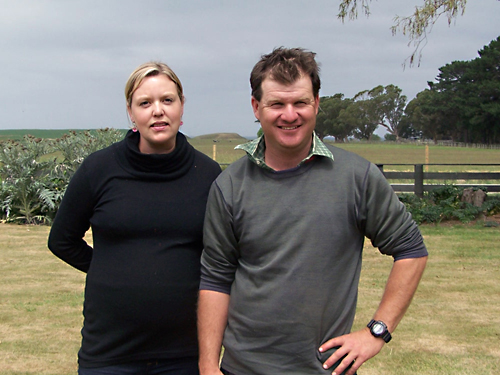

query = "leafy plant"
[[53, 128, 124, 181], [0, 129, 124, 224], [0, 136, 54, 224], [399, 185, 499, 224]]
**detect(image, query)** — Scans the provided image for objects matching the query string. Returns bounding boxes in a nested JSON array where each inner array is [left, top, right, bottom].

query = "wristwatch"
[[367, 319, 392, 343]]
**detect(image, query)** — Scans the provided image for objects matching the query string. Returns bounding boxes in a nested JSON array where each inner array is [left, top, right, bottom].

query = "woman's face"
[[127, 74, 184, 154]]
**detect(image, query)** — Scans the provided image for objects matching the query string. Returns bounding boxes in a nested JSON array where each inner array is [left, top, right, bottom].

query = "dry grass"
[[0, 224, 86, 375], [189, 135, 247, 165], [0, 221, 499, 374], [353, 224, 500, 374]]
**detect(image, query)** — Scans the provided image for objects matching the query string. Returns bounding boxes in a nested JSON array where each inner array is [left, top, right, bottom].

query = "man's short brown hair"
[[250, 47, 321, 101]]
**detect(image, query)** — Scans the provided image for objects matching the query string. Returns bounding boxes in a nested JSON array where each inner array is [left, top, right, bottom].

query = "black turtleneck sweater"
[[48, 130, 221, 368]]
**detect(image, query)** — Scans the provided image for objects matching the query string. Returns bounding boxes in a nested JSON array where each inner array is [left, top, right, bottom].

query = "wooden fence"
[[376, 164, 500, 198], [435, 141, 500, 149]]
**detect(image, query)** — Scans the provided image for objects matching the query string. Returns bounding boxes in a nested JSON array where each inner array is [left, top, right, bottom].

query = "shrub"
[[0, 129, 124, 224], [399, 185, 500, 224], [0, 136, 55, 224]]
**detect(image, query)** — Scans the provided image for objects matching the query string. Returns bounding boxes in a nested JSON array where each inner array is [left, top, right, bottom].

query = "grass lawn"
[[1, 131, 499, 373], [0, 222, 499, 374], [353, 223, 500, 374], [328, 142, 500, 167]]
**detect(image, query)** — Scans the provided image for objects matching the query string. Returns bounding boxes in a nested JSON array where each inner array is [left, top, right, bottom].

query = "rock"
[[472, 189, 486, 207], [461, 188, 473, 204]]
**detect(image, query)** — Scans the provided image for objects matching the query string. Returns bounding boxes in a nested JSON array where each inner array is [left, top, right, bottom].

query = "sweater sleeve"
[[360, 163, 428, 261], [200, 180, 240, 294], [47, 162, 95, 272]]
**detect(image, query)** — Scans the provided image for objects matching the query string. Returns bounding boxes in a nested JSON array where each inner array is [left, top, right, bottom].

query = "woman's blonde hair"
[[125, 62, 184, 107]]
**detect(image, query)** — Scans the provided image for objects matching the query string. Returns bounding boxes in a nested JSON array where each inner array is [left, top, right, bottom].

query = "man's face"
[[251, 75, 319, 160]]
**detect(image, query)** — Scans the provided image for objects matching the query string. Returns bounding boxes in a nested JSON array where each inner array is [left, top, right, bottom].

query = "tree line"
[[316, 36, 500, 144]]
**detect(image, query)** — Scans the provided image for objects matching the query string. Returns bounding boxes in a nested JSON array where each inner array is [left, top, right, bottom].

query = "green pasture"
[[329, 142, 500, 170], [190, 137, 500, 171], [0, 223, 498, 374], [2, 129, 499, 169]]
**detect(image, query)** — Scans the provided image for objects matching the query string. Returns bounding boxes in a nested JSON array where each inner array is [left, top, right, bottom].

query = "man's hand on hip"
[[319, 328, 385, 375]]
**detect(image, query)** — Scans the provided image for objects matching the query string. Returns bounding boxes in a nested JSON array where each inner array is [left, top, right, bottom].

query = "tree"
[[465, 37, 500, 143], [404, 89, 446, 142], [374, 85, 407, 140], [316, 85, 408, 141], [338, 0, 468, 67], [424, 37, 500, 144], [316, 94, 354, 141], [429, 60, 471, 142], [397, 110, 421, 140], [341, 88, 383, 140]]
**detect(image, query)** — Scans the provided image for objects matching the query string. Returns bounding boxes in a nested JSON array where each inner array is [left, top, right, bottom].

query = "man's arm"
[[198, 290, 231, 375], [319, 256, 427, 375]]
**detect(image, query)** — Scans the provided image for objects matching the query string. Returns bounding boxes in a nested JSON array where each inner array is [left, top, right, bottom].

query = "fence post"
[[414, 164, 424, 198], [376, 164, 384, 174]]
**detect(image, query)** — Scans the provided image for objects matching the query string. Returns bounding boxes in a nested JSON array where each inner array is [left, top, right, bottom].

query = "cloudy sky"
[[1, 1, 498, 137]]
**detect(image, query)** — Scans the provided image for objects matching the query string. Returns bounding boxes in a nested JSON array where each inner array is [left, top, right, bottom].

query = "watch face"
[[372, 323, 385, 335]]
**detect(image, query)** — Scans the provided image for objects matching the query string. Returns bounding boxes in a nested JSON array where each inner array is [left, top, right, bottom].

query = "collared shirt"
[[235, 132, 334, 171]]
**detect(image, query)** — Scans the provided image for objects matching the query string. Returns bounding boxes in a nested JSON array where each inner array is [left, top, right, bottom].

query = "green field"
[[328, 142, 500, 168], [189, 135, 500, 169], [0, 223, 498, 374], [2, 129, 500, 168]]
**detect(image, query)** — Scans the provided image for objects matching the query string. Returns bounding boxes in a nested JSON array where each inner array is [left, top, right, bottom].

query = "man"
[[198, 47, 427, 375]]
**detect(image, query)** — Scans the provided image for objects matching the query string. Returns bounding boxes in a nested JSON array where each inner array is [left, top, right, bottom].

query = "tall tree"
[[342, 87, 384, 140], [316, 94, 354, 141], [429, 61, 470, 141], [404, 90, 445, 142], [339, 85, 407, 141], [376, 85, 408, 140], [427, 37, 500, 143], [466, 37, 500, 143]]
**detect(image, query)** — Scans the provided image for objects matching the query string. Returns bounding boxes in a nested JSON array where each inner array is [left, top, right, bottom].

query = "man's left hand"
[[319, 328, 385, 375]]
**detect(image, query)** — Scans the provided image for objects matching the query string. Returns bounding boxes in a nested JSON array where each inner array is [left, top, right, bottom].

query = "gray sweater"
[[200, 144, 427, 375]]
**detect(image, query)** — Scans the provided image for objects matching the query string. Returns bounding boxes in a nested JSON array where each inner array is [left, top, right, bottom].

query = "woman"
[[48, 62, 221, 374]]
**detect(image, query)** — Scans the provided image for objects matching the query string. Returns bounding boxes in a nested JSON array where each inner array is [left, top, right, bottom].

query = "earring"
[[180, 121, 183, 125]]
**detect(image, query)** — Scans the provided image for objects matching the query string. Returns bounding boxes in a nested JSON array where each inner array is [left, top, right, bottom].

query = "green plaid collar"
[[235, 132, 334, 171]]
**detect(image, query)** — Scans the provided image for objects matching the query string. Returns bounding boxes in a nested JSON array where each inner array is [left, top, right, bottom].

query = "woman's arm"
[[48, 164, 95, 272]]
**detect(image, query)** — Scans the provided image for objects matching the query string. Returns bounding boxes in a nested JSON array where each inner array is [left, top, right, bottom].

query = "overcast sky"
[[1, 0, 498, 137]]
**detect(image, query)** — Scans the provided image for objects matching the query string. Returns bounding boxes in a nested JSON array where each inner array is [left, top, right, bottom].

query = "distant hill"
[[191, 133, 249, 142]]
